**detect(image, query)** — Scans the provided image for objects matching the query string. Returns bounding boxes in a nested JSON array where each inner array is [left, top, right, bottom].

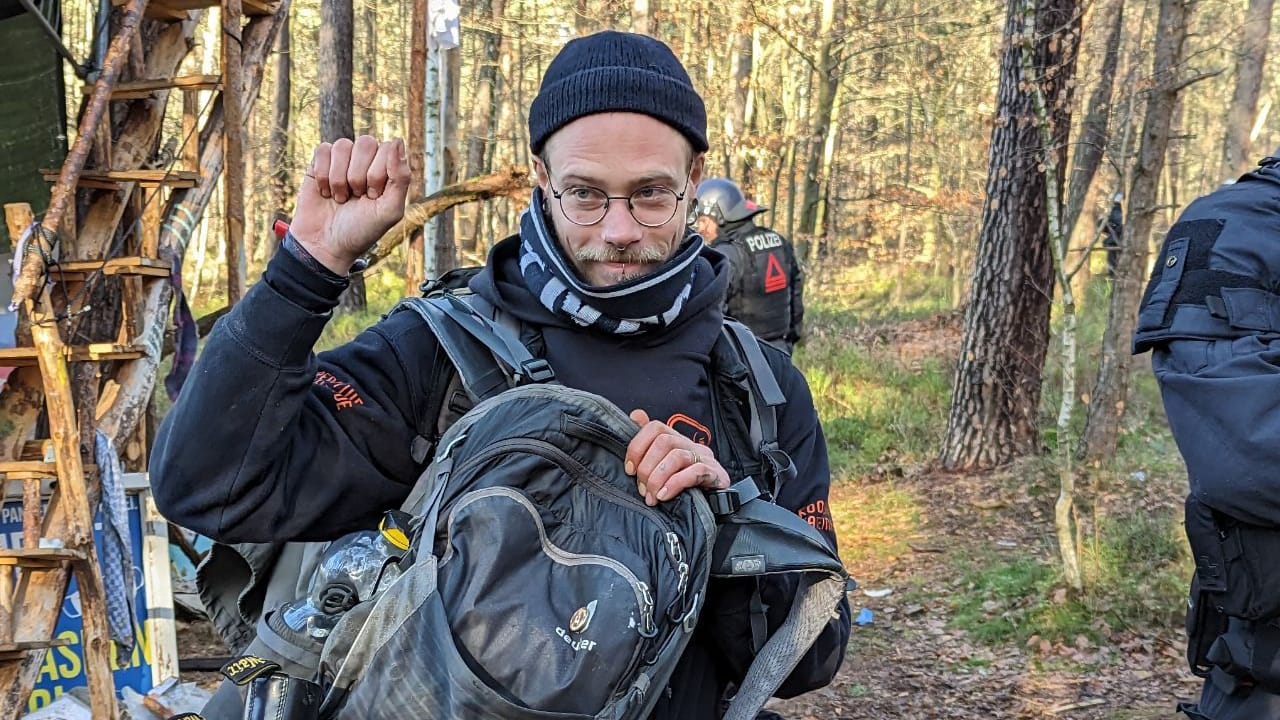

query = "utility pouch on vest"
[[1187, 571, 1230, 678], [1176, 701, 1213, 719], [1185, 495, 1280, 622], [1204, 621, 1280, 695]]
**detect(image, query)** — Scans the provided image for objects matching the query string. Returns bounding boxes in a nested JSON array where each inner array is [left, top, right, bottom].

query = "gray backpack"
[[202, 293, 847, 720]]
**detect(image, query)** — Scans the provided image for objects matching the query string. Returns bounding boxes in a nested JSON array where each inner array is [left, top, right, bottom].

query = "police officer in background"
[[1100, 192, 1123, 278], [1134, 148, 1280, 720], [694, 178, 805, 353]]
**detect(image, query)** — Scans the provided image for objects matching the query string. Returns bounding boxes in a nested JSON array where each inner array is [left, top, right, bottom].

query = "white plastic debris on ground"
[[20, 689, 91, 720], [137, 677, 213, 717], [21, 679, 212, 720]]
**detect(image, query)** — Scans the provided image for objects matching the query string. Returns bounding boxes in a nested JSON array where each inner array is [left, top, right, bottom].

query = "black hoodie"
[[152, 230, 848, 717]]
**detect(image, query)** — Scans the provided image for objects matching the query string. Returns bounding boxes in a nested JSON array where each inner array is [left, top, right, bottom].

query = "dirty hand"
[[626, 409, 730, 506], [289, 136, 412, 274]]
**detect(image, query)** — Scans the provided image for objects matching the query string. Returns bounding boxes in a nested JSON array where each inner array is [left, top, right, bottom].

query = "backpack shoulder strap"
[[709, 482, 848, 720], [707, 322, 849, 720], [395, 294, 554, 404], [721, 320, 784, 445], [720, 320, 797, 492]]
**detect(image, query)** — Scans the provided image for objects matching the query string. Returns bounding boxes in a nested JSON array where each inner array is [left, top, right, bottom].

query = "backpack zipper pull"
[[638, 581, 657, 637]]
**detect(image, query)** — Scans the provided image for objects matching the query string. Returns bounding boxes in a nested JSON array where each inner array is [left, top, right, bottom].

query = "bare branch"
[[367, 165, 532, 267], [1166, 66, 1226, 93]]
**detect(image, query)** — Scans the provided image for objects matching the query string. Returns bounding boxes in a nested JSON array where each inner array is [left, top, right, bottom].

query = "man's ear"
[[689, 152, 705, 189], [533, 154, 550, 194]]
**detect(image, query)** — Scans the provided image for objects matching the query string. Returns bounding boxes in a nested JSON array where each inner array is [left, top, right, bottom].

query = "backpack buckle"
[[707, 488, 741, 516], [517, 358, 555, 384], [708, 477, 766, 517]]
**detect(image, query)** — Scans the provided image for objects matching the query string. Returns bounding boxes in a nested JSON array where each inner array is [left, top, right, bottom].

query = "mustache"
[[573, 245, 667, 264]]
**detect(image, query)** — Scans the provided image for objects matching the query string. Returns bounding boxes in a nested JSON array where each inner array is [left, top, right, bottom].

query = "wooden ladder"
[[0, 203, 122, 720], [0, 0, 284, 715]]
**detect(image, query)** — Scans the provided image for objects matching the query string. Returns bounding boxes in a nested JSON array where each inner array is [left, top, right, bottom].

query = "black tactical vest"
[[717, 226, 796, 341]]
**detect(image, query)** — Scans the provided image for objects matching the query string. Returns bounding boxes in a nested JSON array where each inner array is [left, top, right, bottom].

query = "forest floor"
[[174, 306, 1199, 719], [766, 467, 1195, 720], [768, 310, 1197, 719]]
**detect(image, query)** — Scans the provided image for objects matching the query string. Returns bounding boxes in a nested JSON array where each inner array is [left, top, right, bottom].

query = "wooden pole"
[[3, 203, 34, 348], [28, 308, 118, 720], [0, 205, 118, 718], [224, 0, 247, 303], [182, 89, 201, 174], [9, 0, 149, 312], [2, 204, 33, 261], [0, 561, 10, 646]]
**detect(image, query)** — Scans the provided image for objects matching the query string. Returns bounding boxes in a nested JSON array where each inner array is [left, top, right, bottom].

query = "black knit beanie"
[[528, 31, 708, 156]]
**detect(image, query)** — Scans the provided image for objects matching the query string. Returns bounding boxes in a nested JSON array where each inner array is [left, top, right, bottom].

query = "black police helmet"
[[695, 177, 768, 225]]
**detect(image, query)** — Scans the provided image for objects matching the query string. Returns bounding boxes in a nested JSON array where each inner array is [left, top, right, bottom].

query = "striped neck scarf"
[[517, 188, 702, 335]]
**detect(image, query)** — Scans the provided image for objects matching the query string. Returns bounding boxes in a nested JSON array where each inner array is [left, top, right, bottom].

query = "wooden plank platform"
[[95, 74, 222, 99], [41, 169, 199, 189], [114, 0, 279, 20], [0, 462, 97, 480], [0, 638, 73, 661], [0, 462, 57, 477], [52, 256, 173, 281], [0, 344, 147, 368], [0, 548, 87, 567]]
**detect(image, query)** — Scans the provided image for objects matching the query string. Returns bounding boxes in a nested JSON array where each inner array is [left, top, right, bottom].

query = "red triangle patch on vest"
[[764, 252, 788, 293]]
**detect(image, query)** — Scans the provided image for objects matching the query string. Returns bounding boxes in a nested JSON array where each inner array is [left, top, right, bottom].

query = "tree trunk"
[[1080, 0, 1193, 462], [798, 0, 838, 235], [423, 34, 444, 280], [575, 0, 592, 34], [1061, 0, 1126, 242], [432, 47, 461, 275], [462, 0, 505, 254], [1220, 0, 1274, 180], [939, 0, 1082, 470], [630, 0, 650, 34], [224, 0, 248, 304], [359, 0, 377, 135], [269, 9, 292, 237], [1016, 0, 1086, 591], [741, 28, 761, 184], [320, 0, 364, 310], [725, 1, 752, 179], [406, 0, 427, 294]]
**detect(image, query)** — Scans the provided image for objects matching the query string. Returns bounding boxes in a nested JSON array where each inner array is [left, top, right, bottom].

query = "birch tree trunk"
[[630, 0, 650, 34]]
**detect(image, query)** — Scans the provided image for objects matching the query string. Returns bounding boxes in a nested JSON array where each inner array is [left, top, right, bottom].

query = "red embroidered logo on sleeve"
[[314, 370, 365, 410], [797, 499, 834, 532]]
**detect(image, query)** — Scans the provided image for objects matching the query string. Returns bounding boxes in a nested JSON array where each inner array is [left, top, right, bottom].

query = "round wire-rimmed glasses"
[[546, 176, 689, 227]]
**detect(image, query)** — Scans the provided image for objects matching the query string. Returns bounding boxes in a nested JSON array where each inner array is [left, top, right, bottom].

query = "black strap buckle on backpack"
[[222, 655, 322, 720]]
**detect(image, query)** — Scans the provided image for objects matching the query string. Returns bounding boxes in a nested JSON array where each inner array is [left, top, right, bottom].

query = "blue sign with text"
[[0, 494, 153, 712]]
